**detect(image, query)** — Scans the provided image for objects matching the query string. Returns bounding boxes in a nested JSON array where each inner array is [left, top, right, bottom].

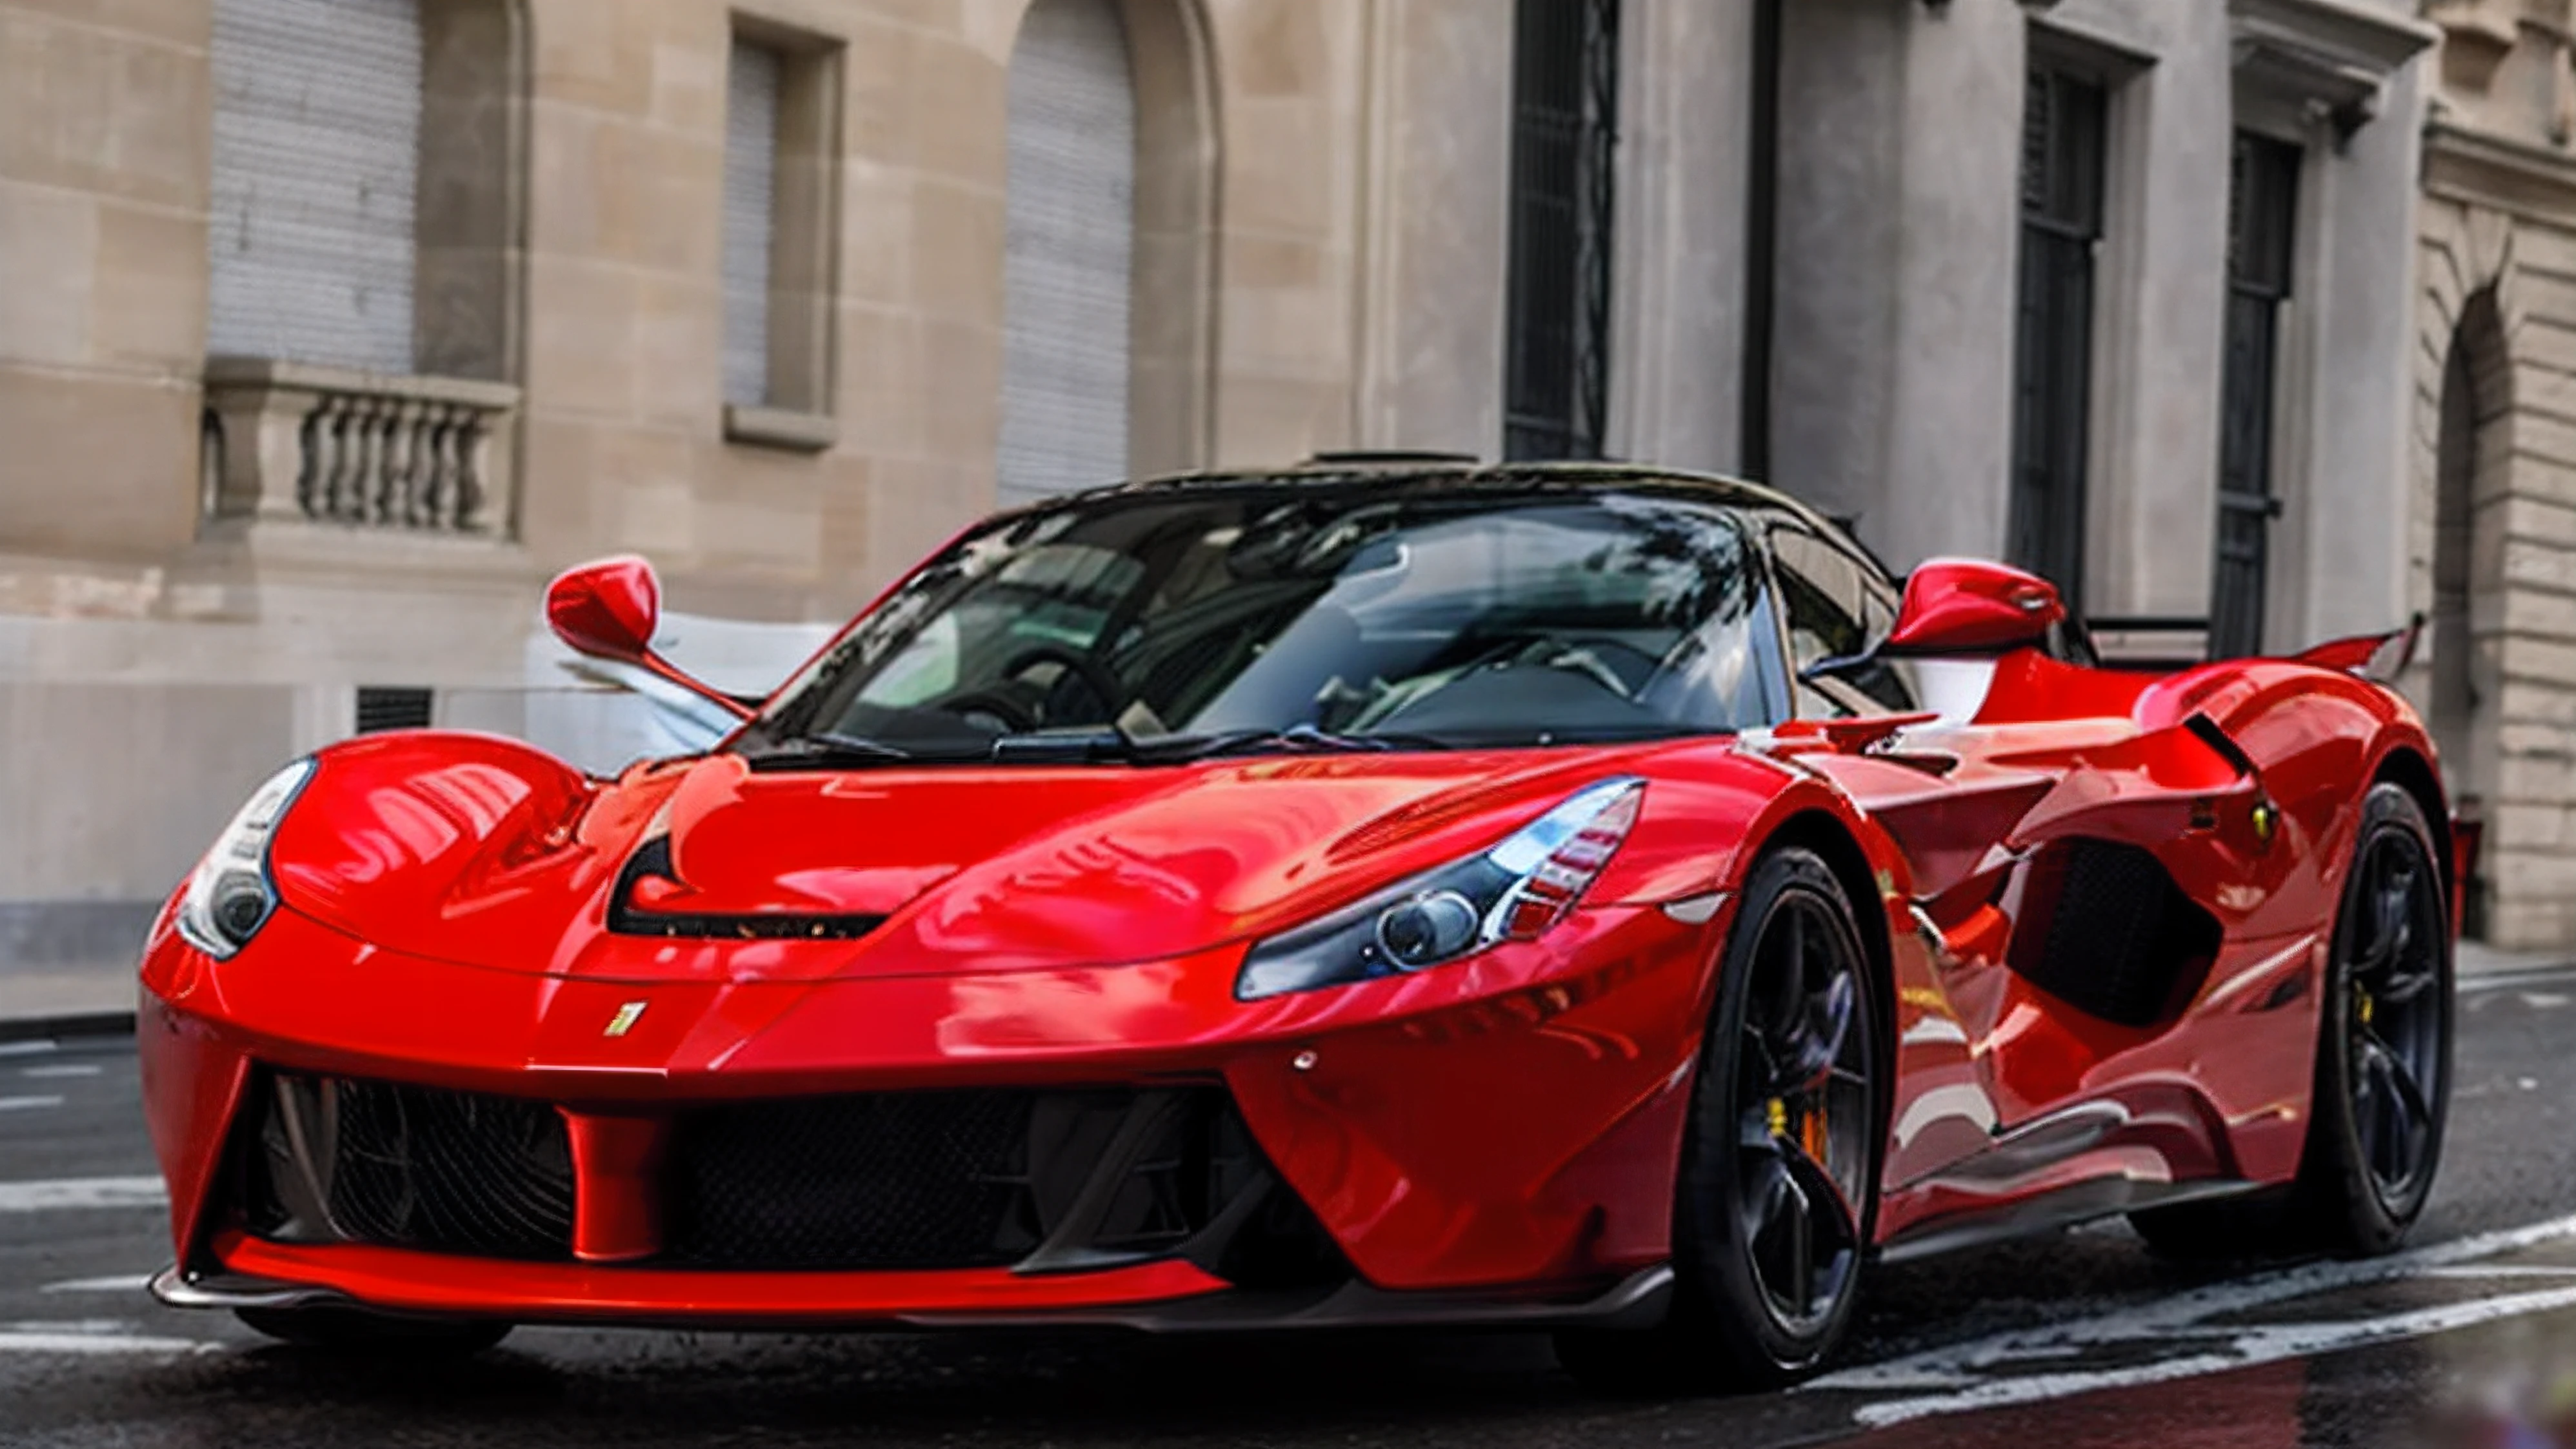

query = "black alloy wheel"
[[1557, 847, 1882, 1394], [2131, 781, 2455, 1263], [2295, 782, 2453, 1255]]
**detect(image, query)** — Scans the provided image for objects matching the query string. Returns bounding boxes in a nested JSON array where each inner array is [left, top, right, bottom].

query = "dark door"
[[2208, 132, 2301, 660], [1503, 0, 1620, 462], [2008, 65, 2108, 606]]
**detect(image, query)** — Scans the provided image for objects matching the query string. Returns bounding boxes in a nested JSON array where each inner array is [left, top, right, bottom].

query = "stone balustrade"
[[201, 357, 522, 535]]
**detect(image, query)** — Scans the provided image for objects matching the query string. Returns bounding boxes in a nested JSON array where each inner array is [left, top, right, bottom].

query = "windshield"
[[748, 482, 1788, 763]]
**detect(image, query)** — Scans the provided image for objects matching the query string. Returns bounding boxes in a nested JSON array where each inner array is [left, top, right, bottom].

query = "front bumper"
[[137, 897, 1719, 1327], [148, 1252, 1675, 1334]]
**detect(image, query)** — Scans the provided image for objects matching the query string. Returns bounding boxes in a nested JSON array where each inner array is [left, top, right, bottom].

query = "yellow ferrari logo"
[[604, 1001, 647, 1038]]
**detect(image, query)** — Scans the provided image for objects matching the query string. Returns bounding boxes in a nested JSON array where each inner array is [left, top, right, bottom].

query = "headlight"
[[175, 759, 314, 959], [1235, 777, 1644, 1001]]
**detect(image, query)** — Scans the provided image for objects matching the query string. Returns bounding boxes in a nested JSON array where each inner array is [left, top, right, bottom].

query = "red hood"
[[267, 733, 1730, 983]]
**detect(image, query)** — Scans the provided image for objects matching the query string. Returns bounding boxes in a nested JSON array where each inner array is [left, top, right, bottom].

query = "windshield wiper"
[[988, 723, 1454, 765], [737, 729, 916, 770], [1156, 724, 1458, 761]]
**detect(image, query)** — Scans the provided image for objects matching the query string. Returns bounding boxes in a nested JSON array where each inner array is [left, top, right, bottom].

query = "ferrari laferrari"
[[137, 462, 2456, 1390]]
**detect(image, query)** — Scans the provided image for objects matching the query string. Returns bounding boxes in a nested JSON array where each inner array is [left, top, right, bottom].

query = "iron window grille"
[[1503, 0, 1621, 463], [2208, 131, 2301, 661], [2008, 63, 2108, 608], [354, 686, 435, 735]]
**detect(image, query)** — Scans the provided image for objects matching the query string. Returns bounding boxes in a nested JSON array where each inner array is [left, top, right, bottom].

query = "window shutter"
[[206, 0, 423, 374], [998, 0, 1137, 506], [723, 41, 783, 409]]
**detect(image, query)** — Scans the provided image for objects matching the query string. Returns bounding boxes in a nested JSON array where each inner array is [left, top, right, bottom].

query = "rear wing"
[[2290, 612, 2424, 682], [2077, 612, 2424, 684]]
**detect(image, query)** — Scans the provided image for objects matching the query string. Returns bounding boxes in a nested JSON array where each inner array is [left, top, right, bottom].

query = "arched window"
[[998, 0, 1139, 505]]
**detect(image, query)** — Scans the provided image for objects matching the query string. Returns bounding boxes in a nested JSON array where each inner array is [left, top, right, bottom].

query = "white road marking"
[[2461, 966, 2576, 994], [39, 1275, 152, 1295], [1819, 1209, 2576, 1427], [2522, 993, 2570, 1009], [1852, 1283, 2576, 1428], [0, 1096, 64, 1112], [19, 1064, 101, 1079], [0, 1043, 57, 1059], [0, 1177, 166, 1212], [0, 1323, 213, 1357]]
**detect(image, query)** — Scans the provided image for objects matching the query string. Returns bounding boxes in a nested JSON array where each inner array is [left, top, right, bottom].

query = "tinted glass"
[[754, 483, 1788, 762], [1770, 527, 1917, 717]]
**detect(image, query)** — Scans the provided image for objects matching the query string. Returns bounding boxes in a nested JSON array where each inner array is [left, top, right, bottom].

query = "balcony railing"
[[201, 358, 521, 536]]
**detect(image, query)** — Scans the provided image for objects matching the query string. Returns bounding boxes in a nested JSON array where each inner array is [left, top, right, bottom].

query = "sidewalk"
[[0, 961, 135, 1037], [3, 939, 2568, 1036]]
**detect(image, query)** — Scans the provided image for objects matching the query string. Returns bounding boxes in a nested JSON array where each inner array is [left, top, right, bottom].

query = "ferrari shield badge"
[[603, 1001, 648, 1038]]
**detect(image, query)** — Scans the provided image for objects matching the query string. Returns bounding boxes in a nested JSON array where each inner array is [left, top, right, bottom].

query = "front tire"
[[1557, 848, 1883, 1395], [234, 1305, 513, 1356]]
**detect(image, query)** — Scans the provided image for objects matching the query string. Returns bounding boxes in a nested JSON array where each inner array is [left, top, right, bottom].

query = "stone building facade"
[[0, 0, 2440, 965], [2412, 0, 2576, 947]]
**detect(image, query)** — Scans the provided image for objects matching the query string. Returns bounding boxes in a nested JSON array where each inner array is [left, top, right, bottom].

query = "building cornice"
[[2230, 0, 2439, 139], [2424, 117, 2576, 225]]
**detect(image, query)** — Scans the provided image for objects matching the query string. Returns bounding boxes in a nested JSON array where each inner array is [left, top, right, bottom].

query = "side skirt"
[[1875, 1176, 2270, 1267]]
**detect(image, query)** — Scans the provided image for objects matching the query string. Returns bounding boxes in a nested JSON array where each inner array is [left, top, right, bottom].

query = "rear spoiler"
[[2291, 611, 2424, 683], [2078, 612, 2425, 683]]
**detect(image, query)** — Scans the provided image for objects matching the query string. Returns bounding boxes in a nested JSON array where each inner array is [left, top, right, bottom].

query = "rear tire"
[[234, 1306, 513, 1357], [1557, 848, 1883, 1395], [2128, 783, 2451, 1262], [2289, 783, 2453, 1256]]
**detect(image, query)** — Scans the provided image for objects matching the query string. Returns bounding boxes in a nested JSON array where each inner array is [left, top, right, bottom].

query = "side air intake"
[[2011, 838, 2223, 1029]]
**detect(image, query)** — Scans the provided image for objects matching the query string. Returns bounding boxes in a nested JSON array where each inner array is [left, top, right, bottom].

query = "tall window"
[[2008, 63, 2108, 604], [723, 39, 784, 410], [997, 0, 1137, 505], [719, 26, 841, 439], [2208, 132, 2300, 659], [206, 0, 423, 371], [1503, 0, 1621, 463]]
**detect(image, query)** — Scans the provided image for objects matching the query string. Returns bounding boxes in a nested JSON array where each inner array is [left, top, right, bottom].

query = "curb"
[[0, 1010, 136, 1044]]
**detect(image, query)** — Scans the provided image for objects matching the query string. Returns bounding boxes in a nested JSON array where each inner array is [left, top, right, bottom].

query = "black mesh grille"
[[663, 1088, 1260, 1272], [244, 1075, 575, 1261], [2017, 837, 2223, 1029], [231, 1074, 1328, 1283], [666, 1090, 1037, 1270]]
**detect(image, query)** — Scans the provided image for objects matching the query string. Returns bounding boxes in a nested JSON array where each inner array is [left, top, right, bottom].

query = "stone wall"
[[2413, 0, 2576, 946]]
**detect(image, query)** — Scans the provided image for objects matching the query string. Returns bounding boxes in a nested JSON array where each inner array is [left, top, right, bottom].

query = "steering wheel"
[[1001, 643, 1132, 718], [937, 688, 1039, 732], [1557, 637, 1664, 693], [1512, 639, 1644, 698]]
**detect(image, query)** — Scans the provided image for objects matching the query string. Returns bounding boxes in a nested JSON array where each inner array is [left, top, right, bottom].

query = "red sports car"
[[137, 463, 2455, 1391]]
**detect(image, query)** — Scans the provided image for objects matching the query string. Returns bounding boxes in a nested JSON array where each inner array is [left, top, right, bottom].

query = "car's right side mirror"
[[1882, 558, 2068, 656]]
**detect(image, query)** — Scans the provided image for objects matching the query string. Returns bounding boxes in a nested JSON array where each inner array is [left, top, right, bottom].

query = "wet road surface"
[[4, 964, 2576, 1447]]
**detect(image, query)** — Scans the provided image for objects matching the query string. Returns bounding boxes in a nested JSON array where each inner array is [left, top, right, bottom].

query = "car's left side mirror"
[[545, 556, 755, 721], [546, 555, 662, 665], [1882, 558, 2067, 656]]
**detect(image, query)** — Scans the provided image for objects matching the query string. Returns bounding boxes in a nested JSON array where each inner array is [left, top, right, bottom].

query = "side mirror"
[[546, 554, 661, 664], [544, 556, 755, 722], [1882, 558, 2067, 656]]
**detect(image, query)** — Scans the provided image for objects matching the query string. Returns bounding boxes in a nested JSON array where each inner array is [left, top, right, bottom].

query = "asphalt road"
[[5, 966, 2576, 1448]]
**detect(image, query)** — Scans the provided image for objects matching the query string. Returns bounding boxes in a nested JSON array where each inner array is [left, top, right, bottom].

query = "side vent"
[[2011, 838, 2222, 1029]]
